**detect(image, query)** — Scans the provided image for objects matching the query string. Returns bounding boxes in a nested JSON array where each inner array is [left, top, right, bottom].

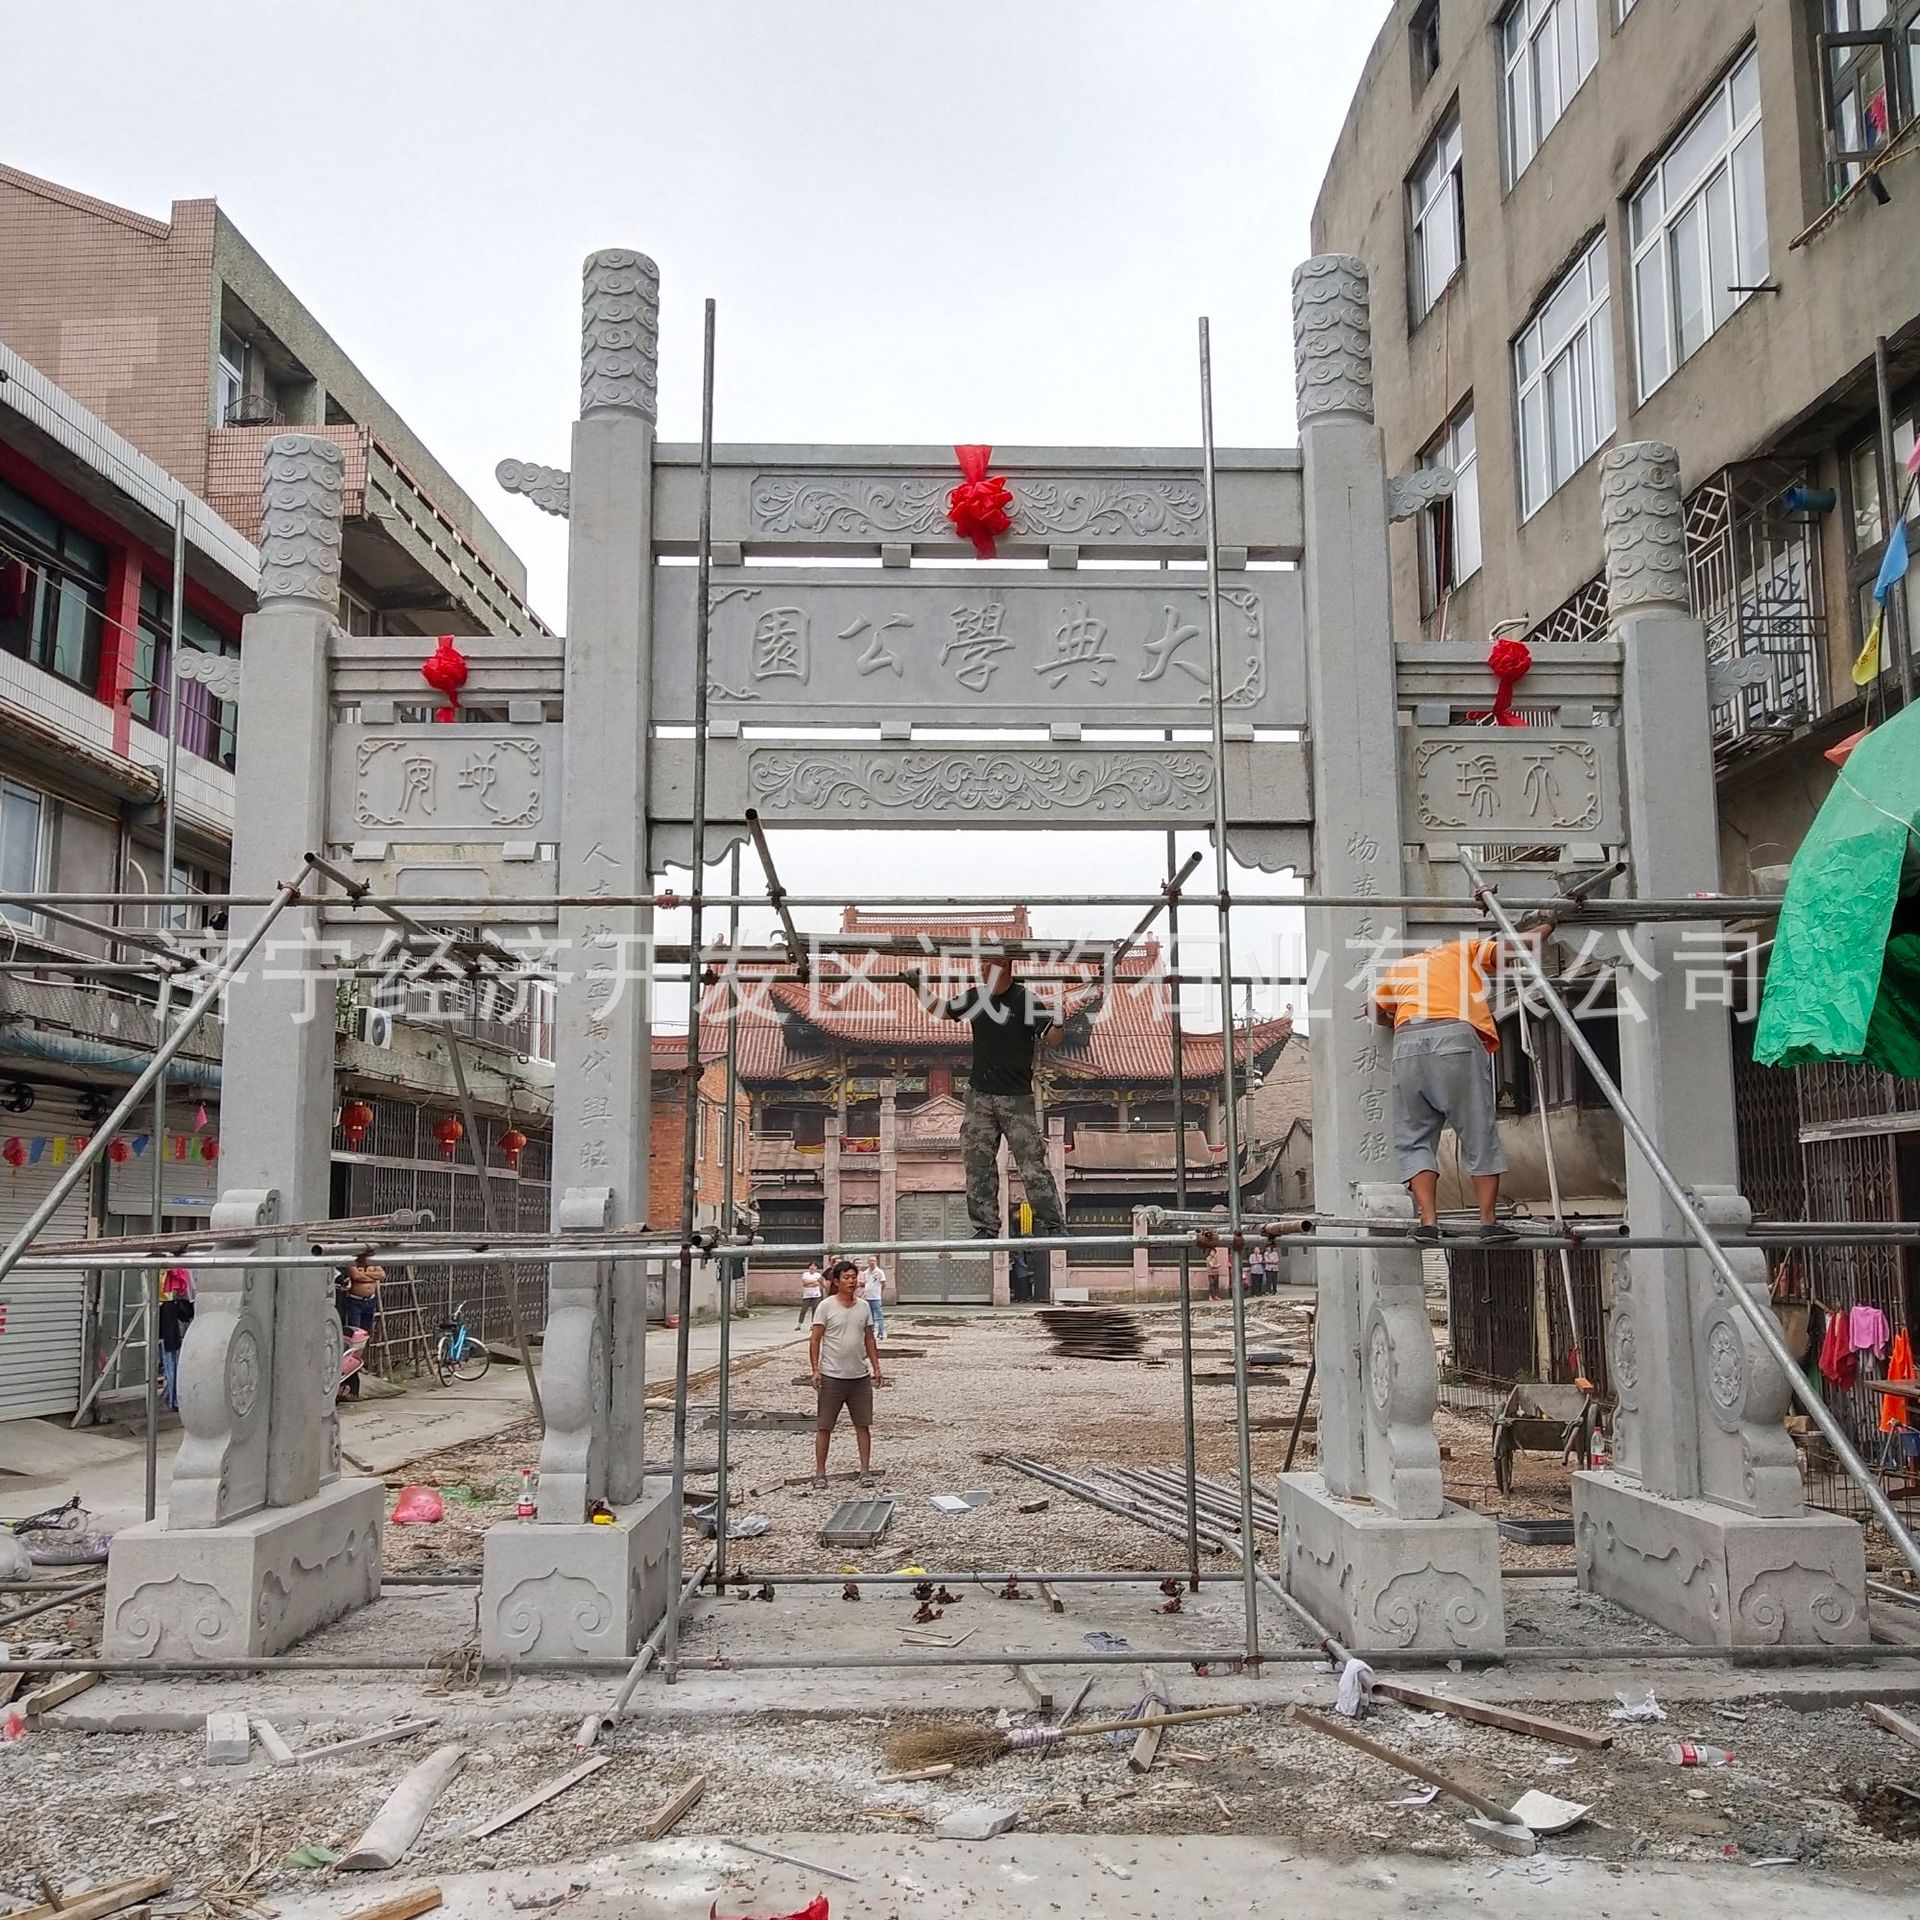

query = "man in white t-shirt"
[[797, 1258, 824, 1328], [861, 1254, 889, 1344], [810, 1258, 883, 1489]]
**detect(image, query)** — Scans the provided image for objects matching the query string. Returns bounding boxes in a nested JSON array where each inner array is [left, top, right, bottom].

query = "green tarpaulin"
[[1754, 702, 1920, 1080]]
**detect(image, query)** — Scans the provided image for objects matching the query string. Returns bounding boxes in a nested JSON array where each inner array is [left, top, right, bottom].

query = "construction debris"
[[466, 1755, 611, 1840], [0, 1876, 172, 1920], [337, 1744, 468, 1871], [204, 1712, 251, 1766], [637, 1773, 706, 1841], [1036, 1307, 1146, 1361], [339, 1891, 444, 1920], [1372, 1680, 1612, 1751]]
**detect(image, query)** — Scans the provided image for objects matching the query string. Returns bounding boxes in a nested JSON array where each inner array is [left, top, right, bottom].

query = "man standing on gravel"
[[811, 1257, 884, 1489]]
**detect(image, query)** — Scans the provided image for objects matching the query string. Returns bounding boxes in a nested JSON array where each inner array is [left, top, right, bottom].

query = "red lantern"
[[434, 1114, 466, 1161], [108, 1138, 131, 1164], [420, 634, 469, 724], [340, 1097, 375, 1151], [201, 1137, 219, 1163], [498, 1126, 528, 1170], [2, 1137, 23, 1168]]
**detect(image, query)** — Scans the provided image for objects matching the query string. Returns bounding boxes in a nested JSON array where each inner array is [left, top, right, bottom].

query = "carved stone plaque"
[[327, 724, 560, 843], [1400, 728, 1623, 847], [650, 567, 1305, 728]]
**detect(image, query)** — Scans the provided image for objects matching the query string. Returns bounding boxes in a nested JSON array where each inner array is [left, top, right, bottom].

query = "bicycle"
[[434, 1303, 493, 1385]]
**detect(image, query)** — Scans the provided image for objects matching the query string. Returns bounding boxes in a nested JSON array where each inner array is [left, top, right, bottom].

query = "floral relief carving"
[[746, 749, 1213, 818]]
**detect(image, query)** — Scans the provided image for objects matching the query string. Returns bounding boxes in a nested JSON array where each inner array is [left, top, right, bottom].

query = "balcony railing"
[[1686, 461, 1828, 761]]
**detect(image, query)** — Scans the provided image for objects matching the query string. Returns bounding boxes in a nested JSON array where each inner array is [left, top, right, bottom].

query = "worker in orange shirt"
[[1370, 936, 1514, 1246]]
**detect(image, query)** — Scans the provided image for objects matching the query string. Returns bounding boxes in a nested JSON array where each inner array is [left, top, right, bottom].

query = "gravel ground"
[[6, 1694, 1920, 1906]]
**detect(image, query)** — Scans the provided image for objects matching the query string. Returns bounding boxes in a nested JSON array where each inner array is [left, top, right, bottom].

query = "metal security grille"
[[336, 1094, 550, 1375], [1523, 574, 1609, 647], [1443, 1247, 1538, 1403], [1685, 461, 1826, 759]]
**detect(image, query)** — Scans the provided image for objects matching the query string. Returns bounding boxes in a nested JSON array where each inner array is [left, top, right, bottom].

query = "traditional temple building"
[[732, 910, 1293, 1304]]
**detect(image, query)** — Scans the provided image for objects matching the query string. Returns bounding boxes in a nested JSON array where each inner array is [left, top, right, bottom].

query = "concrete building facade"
[[1313, 0, 1920, 1480]]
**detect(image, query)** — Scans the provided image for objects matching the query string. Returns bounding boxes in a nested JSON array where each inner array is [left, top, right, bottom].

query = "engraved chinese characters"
[[649, 570, 1302, 727], [1401, 730, 1623, 845]]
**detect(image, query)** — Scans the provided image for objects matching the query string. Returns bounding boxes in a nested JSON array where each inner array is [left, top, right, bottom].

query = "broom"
[[884, 1703, 1249, 1772]]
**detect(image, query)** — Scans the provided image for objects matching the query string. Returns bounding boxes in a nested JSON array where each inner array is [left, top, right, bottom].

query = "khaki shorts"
[[816, 1373, 874, 1431]]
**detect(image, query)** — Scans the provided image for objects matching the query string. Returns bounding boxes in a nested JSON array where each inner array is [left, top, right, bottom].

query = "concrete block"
[[205, 1711, 251, 1764], [1277, 1472, 1504, 1654], [479, 1482, 676, 1664], [103, 1478, 382, 1661], [1574, 1470, 1868, 1648], [937, 1804, 1019, 1840]]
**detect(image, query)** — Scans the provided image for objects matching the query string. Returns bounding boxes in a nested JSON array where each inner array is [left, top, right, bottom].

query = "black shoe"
[[1410, 1223, 1443, 1246], [1469, 1220, 1518, 1245]]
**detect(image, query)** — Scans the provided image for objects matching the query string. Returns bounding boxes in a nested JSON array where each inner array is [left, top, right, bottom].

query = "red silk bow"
[[1469, 636, 1533, 727], [947, 445, 1013, 559], [421, 633, 469, 723]]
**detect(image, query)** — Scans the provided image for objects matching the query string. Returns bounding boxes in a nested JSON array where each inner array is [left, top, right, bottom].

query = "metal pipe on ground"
[[0, 1577, 107, 1631], [1001, 1456, 1235, 1555], [582, 1547, 718, 1743]]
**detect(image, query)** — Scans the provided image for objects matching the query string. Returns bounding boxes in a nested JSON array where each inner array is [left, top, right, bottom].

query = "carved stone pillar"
[[1276, 256, 1502, 1653], [104, 436, 382, 1660], [482, 249, 672, 1663], [1573, 443, 1865, 1646]]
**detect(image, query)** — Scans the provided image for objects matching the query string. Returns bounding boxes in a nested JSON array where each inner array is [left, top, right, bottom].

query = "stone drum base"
[[1574, 1469, 1868, 1647], [103, 1477, 384, 1661], [480, 1483, 676, 1665], [1277, 1472, 1505, 1654]]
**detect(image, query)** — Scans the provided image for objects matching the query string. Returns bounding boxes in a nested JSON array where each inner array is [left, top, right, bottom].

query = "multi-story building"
[[0, 165, 563, 1422], [1313, 0, 1920, 1474], [734, 910, 1293, 1305], [0, 166, 547, 646]]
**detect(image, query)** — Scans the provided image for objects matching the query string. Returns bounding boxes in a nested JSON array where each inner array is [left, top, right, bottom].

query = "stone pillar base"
[[1574, 1469, 1868, 1647], [480, 1483, 676, 1664], [1277, 1472, 1505, 1654], [103, 1478, 383, 1661]]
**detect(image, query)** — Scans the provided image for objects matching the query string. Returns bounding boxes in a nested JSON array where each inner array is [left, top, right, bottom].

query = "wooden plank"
[[875, 1762, 955, 1784], [466, 1756, 610, 1840], [1059, 1674, 1096, 1727], [339, 1890, 444, 1920], [252, 1719, 298, 1769], [1012, 1665, 1054, 1715], [1128, 1665, 1171, 1774], [1864, 1700, 1920, 1751], [294, 1717, 439, 1763], [639, 1774, 706, 1841], [1372, 1681, 1612, 1752], [1289, 1708, 1515, 1824], [0, 1875, 173, 1920], [19, 1672, 98, 1715], [1038, 1581, 1065, 1614]]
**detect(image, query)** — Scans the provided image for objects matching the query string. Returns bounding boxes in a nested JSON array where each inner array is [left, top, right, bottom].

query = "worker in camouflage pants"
[[922, 956, 1099, 1259]]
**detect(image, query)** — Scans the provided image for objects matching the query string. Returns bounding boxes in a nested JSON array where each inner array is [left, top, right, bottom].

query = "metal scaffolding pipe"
[[664, 296, 720, 1688], [714, 841, 745, 1585], [1462, 852, 1920, 1586], [0, 888, 1794, 916], [0, 861, 316, 1287], [1167, 812, 1202, 1593]]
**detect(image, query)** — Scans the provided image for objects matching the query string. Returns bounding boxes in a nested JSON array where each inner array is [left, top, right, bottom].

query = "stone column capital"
[[1600, 441, 1689, 622], [258, 435, 345, 609], [1291, 254, 1373, 427], [581, 248, 660, 422]]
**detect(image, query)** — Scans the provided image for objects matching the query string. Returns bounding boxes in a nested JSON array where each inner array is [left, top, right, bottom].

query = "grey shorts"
[[816, 1373, 874, 1431], [1392, 1022, 1507, 1180]]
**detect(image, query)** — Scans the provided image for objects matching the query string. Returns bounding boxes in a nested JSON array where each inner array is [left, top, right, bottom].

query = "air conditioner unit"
[[354, 1006, 394, 1049]]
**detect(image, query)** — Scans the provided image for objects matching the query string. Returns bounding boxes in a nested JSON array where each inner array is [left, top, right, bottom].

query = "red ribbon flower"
[[947, 445, 1013, 559], [1469, 636, 1534, 727], [421, 634, 469, 724]]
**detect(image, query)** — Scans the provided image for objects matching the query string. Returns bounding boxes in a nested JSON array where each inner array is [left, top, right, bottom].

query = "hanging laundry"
[[1849, 1302, 1892, 1360], [1881, 1331, 1914, 1433], [1803, 1300, 1828, 1382], [1820, 1307, 1858, 1391]]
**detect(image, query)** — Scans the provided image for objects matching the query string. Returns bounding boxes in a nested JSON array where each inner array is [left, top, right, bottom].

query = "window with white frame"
[[216, 326, 248, 427], [0, 781, 47, 928], [1503, 0, 1599, 183], [1408, 114, 1465, 319], [1514, 235, 1616, 519], [1630, 46, 1768, 400], [1418, 402, 1481, 618], [1614, 0, 1639, 23]]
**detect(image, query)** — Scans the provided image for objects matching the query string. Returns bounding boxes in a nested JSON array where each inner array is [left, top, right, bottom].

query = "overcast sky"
[[1, 0, 1390, 1029]]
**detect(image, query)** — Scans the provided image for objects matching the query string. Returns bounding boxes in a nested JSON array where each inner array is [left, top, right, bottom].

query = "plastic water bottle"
[[516, 1466, 537, 1519], [1667, 1741, 1732, 1766]]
